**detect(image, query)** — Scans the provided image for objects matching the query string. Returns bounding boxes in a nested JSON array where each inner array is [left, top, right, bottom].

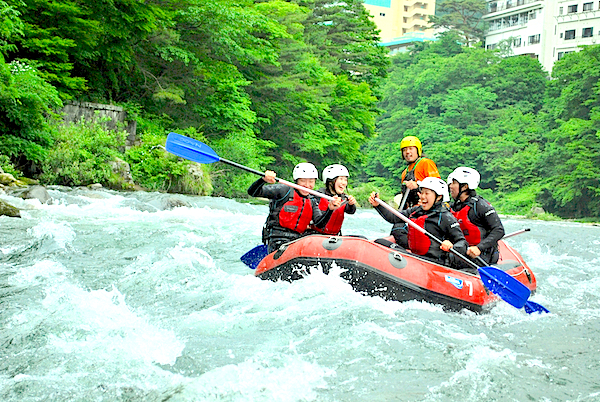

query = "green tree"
[[487, 55, 546, 113], [429, 0, 488, 46], [545, 45, 600, 122], [0, 57, 62, 174], [537, 114, 600, 218], [7, 0, 164, 99], [0, 0, 22, 55], [294, 0, 389, 88], [363, 39, 547, 194], [246, 0, 379, 179], [536, 45, 600, 217]]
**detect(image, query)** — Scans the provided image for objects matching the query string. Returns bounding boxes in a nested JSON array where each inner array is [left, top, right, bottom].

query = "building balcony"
[[556, 9, 600, 22], [403, 3, 432, 13], [487, 20, 529, 32], [403, 0, 427, 6], [558, 31, 600, 44], [484, 0, 544, 18]]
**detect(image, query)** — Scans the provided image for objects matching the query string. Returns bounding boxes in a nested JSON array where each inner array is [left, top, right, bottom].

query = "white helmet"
[[447, 167, 480, 190], [322, 164, 349, 182], [293, 162, 319, 180], [418, 177, 450, 202]]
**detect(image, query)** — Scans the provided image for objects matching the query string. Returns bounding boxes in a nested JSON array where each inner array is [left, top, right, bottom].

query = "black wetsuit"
[[375, 201, 468, 268], [248, 178, 333, 252], [451, 193, 505, 264]]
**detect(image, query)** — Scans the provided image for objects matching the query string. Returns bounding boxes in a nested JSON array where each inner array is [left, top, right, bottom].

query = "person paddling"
[[308, 164, 357, 235], [447, 167, 505, 265], [369, 177, 468, 268], [248, 162, 342, 253]]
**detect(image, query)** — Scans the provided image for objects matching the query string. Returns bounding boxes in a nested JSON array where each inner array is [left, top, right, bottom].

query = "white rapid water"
[[1, 187, 599, 401]]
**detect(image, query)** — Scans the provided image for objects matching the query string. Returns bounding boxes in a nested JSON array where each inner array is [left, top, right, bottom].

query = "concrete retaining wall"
[[62, 101, 138, 148]]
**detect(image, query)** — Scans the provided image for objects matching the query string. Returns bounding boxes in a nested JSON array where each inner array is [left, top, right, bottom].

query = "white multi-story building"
[[483, 0, 600, 74], [554, 0, 600, 63]]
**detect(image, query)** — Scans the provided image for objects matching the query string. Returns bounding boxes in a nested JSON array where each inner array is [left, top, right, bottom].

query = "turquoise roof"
[[363, 0, 391, 7], [380, 33, 437, 47]]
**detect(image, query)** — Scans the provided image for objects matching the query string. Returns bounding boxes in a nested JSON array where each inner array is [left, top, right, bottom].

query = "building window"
[[560, 32, 564, 38], [568, 4, 578, 13], [583, 27, 593, 37], [565, 29, 576, 39], [559, 6, 563, 14], [583, 2, 593, 10], [517, 0, 524, 5], [490, 2, 498, 12], [506, 0, 513, 9], [528, 34, 541, 44], [558, 51, 573, 60], [513, 37, 522, 47], [404, 6, 408, 11], [486, 43, 497, 50]]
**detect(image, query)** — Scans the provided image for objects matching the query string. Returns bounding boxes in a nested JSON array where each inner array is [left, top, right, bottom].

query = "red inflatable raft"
[[255, 235, 538, 313]]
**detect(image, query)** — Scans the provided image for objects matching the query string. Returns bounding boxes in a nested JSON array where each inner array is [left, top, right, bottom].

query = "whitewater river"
[[1, 187, 599, 401]]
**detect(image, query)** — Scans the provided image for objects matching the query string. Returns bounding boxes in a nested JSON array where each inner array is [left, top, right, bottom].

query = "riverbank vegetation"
[[1, 0, 599, 219]]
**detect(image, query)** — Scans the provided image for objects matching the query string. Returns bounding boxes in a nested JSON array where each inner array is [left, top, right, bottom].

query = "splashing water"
[[1, 188, 599, 401]]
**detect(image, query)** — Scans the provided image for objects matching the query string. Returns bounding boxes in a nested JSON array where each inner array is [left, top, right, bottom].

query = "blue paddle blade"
[[240, 244, 269, 269], [524, 301, 550, 314], [165, 132, 220, 164], [478, 266, 531, 309]]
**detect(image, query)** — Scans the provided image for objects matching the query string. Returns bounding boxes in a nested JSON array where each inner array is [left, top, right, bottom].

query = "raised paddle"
[[373, 197, 549, 314], [165, 132, 337, 202], [165, 132, 340, 269]]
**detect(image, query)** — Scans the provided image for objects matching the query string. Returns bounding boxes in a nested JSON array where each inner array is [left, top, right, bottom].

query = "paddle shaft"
[[502, 228, 530, 239], [374, 197, 480, 270], [218, 157, 336, 202], [165, 132, 337, 202], [398, 187, 411, 211]]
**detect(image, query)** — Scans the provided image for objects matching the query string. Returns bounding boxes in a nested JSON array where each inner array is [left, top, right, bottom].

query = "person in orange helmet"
[[388, 136, 441, 244], [398, 135, 441, 209]]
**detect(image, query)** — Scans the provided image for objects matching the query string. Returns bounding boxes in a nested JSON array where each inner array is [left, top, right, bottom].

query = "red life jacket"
[[312, 197, 346, 235], [453, 204, 482, 246], [278, 191, 313, 233], [407, 213, 432, 255]]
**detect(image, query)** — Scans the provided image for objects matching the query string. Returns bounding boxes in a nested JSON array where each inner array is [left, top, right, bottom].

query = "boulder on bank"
[[108, 158, 135, 190], [19, 185, 51, 204], [0, 199, 21, 218], [0, 172, 26, 187], [531, 206, 545, 215]]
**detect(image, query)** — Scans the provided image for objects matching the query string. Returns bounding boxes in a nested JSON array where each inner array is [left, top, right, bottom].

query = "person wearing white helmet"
[[308, 164, 357, 235], [247, 162, 342, 252], [368, 177, 468, 267], [447, 167, 505, 264]]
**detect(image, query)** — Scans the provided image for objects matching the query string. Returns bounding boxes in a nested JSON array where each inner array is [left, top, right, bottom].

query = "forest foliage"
[[1, 0, 599, 218]]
